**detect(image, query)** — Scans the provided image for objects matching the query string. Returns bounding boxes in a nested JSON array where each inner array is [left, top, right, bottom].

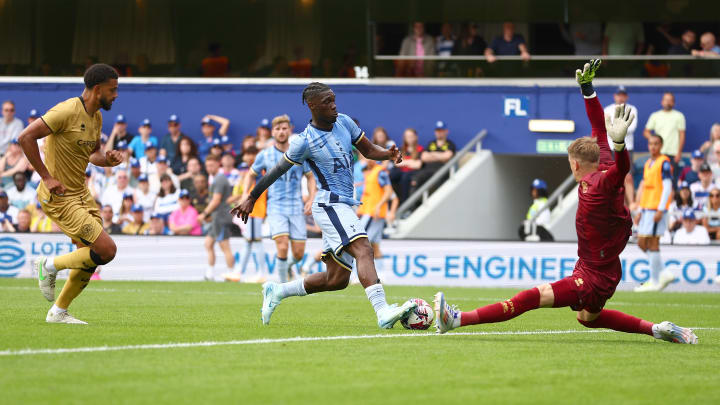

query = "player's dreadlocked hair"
[[302, 82, 331, 105]]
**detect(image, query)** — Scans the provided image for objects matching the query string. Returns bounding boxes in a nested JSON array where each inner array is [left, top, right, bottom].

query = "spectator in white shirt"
[[153, 174, 180, 222], [0, 101, 24, 155], [101, 170, 134, 214], [149, 155, 179, 194], [690, 163, 717, 208], [673, 209, 710, 245], [138, 141, 159, 176], [6, 173, 36, 210], [134, 174, 156, 221], [90, 166, 114, 201]]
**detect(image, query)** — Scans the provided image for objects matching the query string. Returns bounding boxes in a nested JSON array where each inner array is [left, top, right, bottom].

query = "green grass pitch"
[[0, 278, 718, 405]]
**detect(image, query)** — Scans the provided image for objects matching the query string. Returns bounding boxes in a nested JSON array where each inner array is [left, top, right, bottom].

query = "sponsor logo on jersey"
[[77, 139, 97, 148]]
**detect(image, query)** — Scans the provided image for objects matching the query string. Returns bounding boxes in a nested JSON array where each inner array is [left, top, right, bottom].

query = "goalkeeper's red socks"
[[578, 309, 653, 336], [460, 287, 540, 326]]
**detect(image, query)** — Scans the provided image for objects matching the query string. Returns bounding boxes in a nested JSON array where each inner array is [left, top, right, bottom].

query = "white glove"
[[605, 104, 635, 151]]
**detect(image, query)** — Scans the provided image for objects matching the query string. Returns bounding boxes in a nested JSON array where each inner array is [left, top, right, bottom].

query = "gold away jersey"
[[39, 97, 102, 196]]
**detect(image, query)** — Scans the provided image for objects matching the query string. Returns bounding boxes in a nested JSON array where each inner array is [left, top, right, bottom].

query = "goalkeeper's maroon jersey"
[[575, 95, 632, 275]]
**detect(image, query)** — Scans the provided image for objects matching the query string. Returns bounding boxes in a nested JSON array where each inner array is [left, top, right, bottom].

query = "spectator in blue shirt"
[[484, 22, 530, 63], [128, 118, 158, 159], [198, 114, 230, 160]]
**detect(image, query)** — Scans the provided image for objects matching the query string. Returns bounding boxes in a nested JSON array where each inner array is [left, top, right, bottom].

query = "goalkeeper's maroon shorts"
[[551, 257, 622, 313]]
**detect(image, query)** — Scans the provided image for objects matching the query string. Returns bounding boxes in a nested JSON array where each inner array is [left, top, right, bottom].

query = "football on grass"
[[400, 298, 435, 330]]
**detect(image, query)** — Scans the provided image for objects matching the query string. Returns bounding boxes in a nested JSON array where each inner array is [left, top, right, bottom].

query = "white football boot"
[[35, 256, 56, 302], [433, 291, 460, 334], [653, 321, 698, 344], [261, 282, 282, 325], [377, 300, 417, 329], [46, 309, 88, 324]]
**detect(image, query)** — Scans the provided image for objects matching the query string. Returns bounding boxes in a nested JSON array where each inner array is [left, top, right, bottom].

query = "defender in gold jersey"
[[18, 64, 123, 324]]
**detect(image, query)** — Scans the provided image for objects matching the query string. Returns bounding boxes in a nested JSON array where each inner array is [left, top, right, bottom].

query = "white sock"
[[279, 279, 307, 299], [648, 251, 662, 283], [50, 304, 66, 314], [45, 257, 57, 273], [453, 313, 462, 328], [206, 265, 215, 276], [364, 284, 389, 314], [276, 257, 288, 283], [651, 323, 662, 339]]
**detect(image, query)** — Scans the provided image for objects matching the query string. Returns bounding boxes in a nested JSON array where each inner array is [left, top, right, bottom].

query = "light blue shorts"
[[312, 203, 367, 271], [359, 215, 385, 244], [267, 213, 307, 241], [244, 217, 264, 241], [638, 210, 667, 237]]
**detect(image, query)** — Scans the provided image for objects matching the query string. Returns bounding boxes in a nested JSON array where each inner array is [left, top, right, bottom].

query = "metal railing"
[[375, 55, 716, 61], [523, 172, 577, 241], [395, 129, 488, 219]]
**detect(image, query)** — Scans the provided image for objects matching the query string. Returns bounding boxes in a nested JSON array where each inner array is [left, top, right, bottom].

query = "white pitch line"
[[1, 328, 717, 357]]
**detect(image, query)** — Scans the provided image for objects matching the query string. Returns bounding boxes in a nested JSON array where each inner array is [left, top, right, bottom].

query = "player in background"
[[198, 154, 235, 281], [227, 146, 268, 282], [20, 64, 123, 324], [241, 115, 316, 282], [232, 82, 417, 328], [435, 60, 697, 344], [357, 158, 394, 271], [633, 134, 675, 292]]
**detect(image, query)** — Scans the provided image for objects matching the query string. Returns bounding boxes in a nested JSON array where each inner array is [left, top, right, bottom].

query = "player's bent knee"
[[576, 310, 600, 325], [91, 239, 116, 264], [536, 283, 554, 308]]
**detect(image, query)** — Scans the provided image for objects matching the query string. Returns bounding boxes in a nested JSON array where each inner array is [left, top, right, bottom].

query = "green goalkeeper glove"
[[575, 59, 601, 97]]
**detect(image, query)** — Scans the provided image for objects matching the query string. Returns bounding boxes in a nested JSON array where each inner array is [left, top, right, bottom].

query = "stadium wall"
[[1, 78, 719, 155], [4, 234, 719, 292]]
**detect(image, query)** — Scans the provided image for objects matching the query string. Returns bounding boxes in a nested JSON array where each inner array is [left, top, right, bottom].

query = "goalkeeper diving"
[[434, 60, 698, 344]]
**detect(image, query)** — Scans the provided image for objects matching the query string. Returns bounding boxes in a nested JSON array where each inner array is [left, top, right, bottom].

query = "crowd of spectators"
[[0, 100, 281, 236], [1, 98, 457, 237], [393, 22, 720, 77]]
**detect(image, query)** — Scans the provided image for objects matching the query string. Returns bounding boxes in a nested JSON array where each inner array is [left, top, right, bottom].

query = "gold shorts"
[[38, 187, 102, 245]]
